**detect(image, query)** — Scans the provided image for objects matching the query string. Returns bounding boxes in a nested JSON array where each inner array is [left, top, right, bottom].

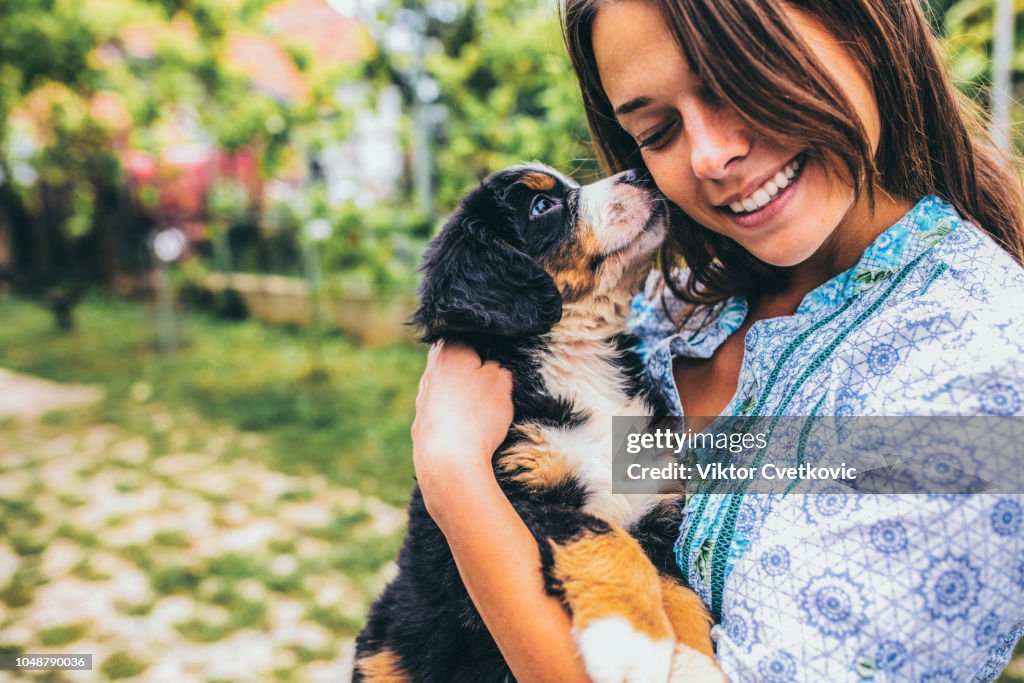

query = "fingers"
[[432, 339, 479, 367], [415, 339, 513, 421], [427, 339, 444, 365], [427, 340, 509, 383]]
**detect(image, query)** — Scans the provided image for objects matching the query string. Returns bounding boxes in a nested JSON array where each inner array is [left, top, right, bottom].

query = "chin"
[[740, 234, 831, 270]]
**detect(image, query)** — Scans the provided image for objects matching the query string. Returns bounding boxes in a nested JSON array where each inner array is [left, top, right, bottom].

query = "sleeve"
[[626, 269, 673, 364]]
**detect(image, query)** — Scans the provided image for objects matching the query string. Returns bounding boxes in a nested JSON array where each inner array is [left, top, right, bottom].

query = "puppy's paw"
[[575, 616, 674, 683], [668, 643, 726, 683]]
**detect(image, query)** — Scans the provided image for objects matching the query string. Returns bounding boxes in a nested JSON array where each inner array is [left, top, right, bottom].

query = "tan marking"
[[496, 424, 574, 490], [521, 172, 557, 191], [659, 577, 716, 659], [548, 523, 672, 641], [544, 218, 601, 302], [354, 648, 410, 683]]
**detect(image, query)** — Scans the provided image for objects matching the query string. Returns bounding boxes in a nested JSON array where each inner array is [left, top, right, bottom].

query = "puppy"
[[354, 164, 722, 683]]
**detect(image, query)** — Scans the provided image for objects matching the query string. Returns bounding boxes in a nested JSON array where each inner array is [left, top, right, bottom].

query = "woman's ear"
[[411, 210, 563, 342]]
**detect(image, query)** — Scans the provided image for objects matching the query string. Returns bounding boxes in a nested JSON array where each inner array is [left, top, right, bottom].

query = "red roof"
[[120, 0, 370, 104], [266, 0, 369, 66]]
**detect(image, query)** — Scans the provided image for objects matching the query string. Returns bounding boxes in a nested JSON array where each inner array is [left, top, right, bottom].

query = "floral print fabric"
[[628, 196, 1024, 681]]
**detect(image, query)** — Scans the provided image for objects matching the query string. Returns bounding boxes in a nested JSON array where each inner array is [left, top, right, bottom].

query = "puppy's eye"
[[530, 196, 557, 218]]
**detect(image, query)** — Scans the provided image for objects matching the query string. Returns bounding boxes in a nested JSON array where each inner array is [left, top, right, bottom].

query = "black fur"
[[412, 171, 565, 343], [355, 166, 683, 682]]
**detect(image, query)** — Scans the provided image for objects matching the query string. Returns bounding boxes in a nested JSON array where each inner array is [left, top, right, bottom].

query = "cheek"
[[645, 157, 699, 213]]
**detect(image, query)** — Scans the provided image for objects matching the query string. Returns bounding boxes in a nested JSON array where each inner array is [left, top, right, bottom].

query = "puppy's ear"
[[412, 208, 562, 341]]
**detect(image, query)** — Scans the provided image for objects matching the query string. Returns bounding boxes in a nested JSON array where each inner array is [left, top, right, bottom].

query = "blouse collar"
[[657, 195, 963, 359]]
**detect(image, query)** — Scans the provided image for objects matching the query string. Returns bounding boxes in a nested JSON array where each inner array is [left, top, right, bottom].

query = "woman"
[[411, 0, 1024, 680]]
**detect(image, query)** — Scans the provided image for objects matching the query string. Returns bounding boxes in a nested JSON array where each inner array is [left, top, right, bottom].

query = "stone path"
[[0, 370, 102, 422], [0, 369, 404, 682]]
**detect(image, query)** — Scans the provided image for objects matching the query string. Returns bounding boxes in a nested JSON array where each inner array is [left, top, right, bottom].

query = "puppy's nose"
[[616, 169, 651, 189]]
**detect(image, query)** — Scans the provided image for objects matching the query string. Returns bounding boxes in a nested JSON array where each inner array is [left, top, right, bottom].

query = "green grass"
[[100, 651, 149, 679], [0, 292, 424, 507], [38, 623, 87, 646]]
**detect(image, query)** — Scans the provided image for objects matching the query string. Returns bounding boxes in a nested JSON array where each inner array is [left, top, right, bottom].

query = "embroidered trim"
[[707, 250, 931, 622], [678, 295, 860, 586]]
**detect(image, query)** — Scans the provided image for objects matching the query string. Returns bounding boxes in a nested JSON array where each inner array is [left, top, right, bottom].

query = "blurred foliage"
[[941, 0, 1007, 96], [6, 0, 1024, 313], [0, 0, 325, 330], [208, 178, 255, 229], [0, 0, 299, 197], [937, 0, 1024, 144], [423, 0, 598, 204], [358, 0, 596, 214]]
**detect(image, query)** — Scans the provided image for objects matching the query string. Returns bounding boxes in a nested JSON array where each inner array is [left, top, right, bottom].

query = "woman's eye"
[[530, 196, 556, 217], [638, 120, 678, 152]]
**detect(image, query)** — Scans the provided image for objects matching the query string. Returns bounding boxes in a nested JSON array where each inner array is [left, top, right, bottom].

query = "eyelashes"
[[637, 120, 679, 152]]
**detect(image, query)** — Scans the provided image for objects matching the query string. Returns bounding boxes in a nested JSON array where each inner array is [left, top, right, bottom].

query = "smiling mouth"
[[719, 152, 807, 216]]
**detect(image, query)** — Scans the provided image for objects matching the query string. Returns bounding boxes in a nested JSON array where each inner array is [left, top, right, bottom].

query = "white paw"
[[575, 617, 674, 683], [668, 643, 726, 683]]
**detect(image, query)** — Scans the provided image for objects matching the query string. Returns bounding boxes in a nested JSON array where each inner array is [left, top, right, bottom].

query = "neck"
[[540, 294, 646, 418], [783, 188, 915, 304]]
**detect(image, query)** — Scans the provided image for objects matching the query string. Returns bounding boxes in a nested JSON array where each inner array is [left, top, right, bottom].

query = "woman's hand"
[[409, 341, 591, 683], [411, 340, 514, 519]]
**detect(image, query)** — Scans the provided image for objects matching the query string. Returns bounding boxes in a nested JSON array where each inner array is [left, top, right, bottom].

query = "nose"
[[686, 103, 750, 181], [616, 169, 653, 189]]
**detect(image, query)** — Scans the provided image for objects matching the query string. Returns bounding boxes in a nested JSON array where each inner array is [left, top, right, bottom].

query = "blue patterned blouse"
[[628, 196, 1024, 682]]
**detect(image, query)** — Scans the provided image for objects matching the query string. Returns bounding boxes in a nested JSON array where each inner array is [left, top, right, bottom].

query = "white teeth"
[[727, 156, 803, 214]]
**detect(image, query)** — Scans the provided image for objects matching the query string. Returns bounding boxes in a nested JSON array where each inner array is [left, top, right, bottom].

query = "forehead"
[[592, 1, 689, 113], [492, 164, 578, 192]]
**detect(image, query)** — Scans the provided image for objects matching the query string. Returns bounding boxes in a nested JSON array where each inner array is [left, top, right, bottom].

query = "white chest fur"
[[535, 337, 667, 529]]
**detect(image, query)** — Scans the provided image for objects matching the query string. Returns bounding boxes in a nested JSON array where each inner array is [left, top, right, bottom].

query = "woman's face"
[[592, 0, 885, 270]]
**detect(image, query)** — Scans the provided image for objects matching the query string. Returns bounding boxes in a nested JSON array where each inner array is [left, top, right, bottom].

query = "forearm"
[[421, 462, 592, 683]]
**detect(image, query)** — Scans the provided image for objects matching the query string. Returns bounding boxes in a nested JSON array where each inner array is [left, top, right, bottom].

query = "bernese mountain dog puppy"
[[353, 164, 723, 683]]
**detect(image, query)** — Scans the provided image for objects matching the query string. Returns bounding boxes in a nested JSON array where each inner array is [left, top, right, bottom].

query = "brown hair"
[[561, 0, 1024, 316]]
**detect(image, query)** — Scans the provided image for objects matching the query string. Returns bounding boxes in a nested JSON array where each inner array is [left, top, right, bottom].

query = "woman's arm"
[[412, 341, 592, 683]]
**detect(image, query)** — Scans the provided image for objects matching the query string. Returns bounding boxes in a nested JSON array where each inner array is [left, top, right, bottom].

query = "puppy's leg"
[[659, 577, 726, 683], [352, 647, 411, 683], [501, 427, 677, 683], [537, 515, 676, 683]]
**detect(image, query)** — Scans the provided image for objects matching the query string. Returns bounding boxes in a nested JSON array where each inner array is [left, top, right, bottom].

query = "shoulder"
[[628, 268, 742, 362], [927, 215, 1024, 306], [836, 218, 1024, 416]]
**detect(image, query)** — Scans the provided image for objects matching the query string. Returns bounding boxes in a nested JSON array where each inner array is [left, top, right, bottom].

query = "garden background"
[[0, 0, 1022, 680]]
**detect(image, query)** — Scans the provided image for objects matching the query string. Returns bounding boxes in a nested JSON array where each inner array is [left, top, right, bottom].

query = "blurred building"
[[119, 0, 402, 226], [0, 0, 404, 282]]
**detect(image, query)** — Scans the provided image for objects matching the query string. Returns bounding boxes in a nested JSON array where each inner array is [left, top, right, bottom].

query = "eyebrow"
[[613, 97, 650, 117]]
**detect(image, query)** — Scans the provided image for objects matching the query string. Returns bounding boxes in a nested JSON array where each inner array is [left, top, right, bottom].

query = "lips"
[[728, 155, 805, 214], [717, 154, 807, 229], [714, 153, 806, 214]]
